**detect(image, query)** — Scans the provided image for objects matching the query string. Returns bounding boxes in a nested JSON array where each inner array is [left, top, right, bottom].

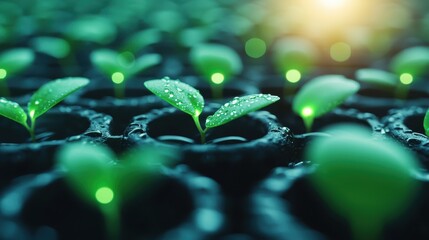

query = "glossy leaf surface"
[[144, 79, 204, 116], [0, 98, 28, 128], [206, 94, 279, 128], [28, 77, 89, 119]]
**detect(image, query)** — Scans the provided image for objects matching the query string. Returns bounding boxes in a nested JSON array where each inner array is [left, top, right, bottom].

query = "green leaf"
[[128, 53, 161, 77], [66, 15, 116, 44], [121, 28, 161, 53], [28, 77, 89, 120], [307, 124, 420, 240], [355, 68, 397, 89], [0, 98, 28, 128], [272, 37, 319, 74], [424, 109, 429, 137], [293, 75, 360, 130], [205, 94, 280, 128], [390, 46, 429, 77], [31, 37, 70, 59], [0, 48, 34, 76], [144, 79, 204, 116], [91, 49, 123, 77], [57, 143, 115, 204], [190, 43, 242, 83]]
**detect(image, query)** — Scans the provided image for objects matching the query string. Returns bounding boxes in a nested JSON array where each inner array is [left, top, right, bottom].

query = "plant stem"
[[303, 116, 314, 132], [29, 118, 36, 142], [114, 83, 125, 99], [395, 85, 409, 100], [101, 202, 120, 240], [0, 80, 10, 97], [192, 115, 206, 144], [211, 84, 223, 99]]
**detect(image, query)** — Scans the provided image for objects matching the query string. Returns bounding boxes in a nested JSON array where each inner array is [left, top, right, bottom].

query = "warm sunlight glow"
[[330, 42, 352, 62], [285, 69, 302, 83], [318, 0, 347, 9], [211, 73, 225, 85]]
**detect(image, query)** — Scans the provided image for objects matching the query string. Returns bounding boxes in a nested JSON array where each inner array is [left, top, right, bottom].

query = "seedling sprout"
[[0, 48, 35, 96], [307, 124, 420, 240], [91, 49, 161, 98], [293, 75, 360, 131], [0, 77, 89, 141], [57, 143, 175, 240], [144, 78, 279, 143], [389, 46, 429, 98], [190, 43, 243, 99], [272, 37, 319, 95]]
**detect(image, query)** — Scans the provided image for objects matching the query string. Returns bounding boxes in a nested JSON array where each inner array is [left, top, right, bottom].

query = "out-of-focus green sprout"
[[190, 43, 243, 99], [272, 37, 319, 95], [307, 124, 421, 240], [0, 78, 89, 141], [65, 15, 117, 45], [0, 48, 35, 96], [30, 36, 71, 59], [423, 109, 429, 137], [144, 79, 279, 143], [91, 49, 161, 99], [57, 143, 176, 240], [293, 75, 360, 131], [390, 46, 429, 98]]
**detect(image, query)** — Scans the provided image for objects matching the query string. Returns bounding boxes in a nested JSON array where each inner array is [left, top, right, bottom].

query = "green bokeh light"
[[245, 38, 266, 59], [330, 42, 352, 62], [95, 187, 114, 204], [211, 73, 225, 85], [0, 68, 7, 79], [400, 73, 413, 85], [301, 106, 314, 117], [285, 69, 302, 83], [111, 72, 125, 84]]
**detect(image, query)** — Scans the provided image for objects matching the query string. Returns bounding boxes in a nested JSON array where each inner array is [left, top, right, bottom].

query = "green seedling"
[[91, 49, 161, 99], [272, 37, 319, 95], [307, 124, 421, 240], [0, 77, 89, 141], [57, 143, 175, 240], [144, 78, 279, 143], [0, 48, 35, 96], [424, 109, 429, 137], [66, 15, 117, 45], [190, 43, 243, 99], [355, 68, 409, 98], [293, 75, 360, 131], [389, 46, 429, 98], [31, 36, 71, 59]]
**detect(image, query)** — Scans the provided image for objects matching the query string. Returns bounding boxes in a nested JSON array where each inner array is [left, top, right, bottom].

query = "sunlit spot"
[[301, 106, 314, 117], [318, 0, 347, 9], [0, 69, 7, 80], [29, 110, 35, 119], [95, 187, 114, 204], [111, 72, 125, 84], [285, 69, 302, 83], [211, 73, 225, 85], [245, 38, 267, 58], [195, 110, 201, 116], [330, 42, 351, 62], [400, 73, 413, 85]]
